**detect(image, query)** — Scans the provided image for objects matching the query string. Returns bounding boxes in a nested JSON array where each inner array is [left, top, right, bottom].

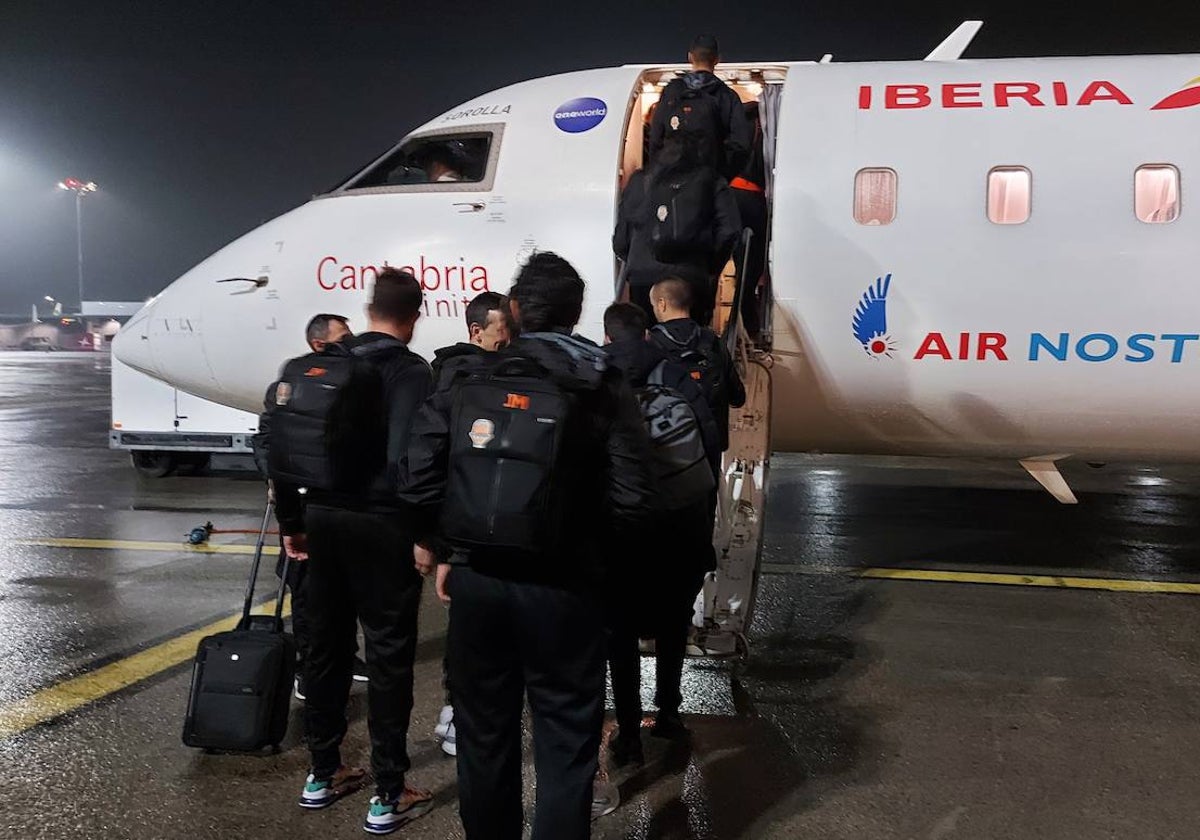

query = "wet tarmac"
[[3, 351, 1200, 839]]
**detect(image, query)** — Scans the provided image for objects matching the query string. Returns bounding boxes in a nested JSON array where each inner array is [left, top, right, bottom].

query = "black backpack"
[[264, 339, 401, 491], [646, 169, 716, 263], [660, 82, 723, 170], [650, 325, 727, 419], [634, 361, 715, 510], [440, 355, 578, 554]]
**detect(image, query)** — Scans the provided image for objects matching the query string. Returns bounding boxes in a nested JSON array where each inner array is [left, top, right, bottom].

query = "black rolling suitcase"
[[182, 500, 296, 751]]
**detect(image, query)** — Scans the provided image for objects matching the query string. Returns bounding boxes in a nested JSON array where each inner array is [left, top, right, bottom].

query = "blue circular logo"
[[553, 97, 608, 133]]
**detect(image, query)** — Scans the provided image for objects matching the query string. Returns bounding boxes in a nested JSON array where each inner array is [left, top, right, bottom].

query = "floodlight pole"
[[74, 191, 84, 313], [58, 179, 97, 312]]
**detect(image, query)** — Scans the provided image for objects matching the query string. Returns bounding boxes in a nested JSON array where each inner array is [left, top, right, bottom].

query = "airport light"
[[57, 178, 98, 312]]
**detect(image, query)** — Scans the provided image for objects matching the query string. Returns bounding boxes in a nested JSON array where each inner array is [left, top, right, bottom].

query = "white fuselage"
[[114, 55, 1200, 462]]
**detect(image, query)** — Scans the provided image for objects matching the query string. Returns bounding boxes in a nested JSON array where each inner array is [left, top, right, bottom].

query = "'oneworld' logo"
[[1151, 76, 1200, 110], [852, 274, 897, 358], [553, 97, 608, 133]]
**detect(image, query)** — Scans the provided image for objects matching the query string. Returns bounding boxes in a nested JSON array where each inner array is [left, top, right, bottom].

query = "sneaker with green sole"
[[298, 766, 366, 810], [363, 787, 433, 835]]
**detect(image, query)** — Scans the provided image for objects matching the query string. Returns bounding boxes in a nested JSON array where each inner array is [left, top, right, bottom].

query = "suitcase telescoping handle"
[[238, 497, 290, 630]]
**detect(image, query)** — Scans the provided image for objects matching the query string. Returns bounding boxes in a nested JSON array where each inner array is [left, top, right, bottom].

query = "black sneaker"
[[650, 710, 690, 742], [353, 657, 369, 683], [610, 728, 644, 767]]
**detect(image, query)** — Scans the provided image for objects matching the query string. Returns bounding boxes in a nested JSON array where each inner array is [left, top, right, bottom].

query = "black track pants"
[[447, 565, 606, 840], [303, 504, 422, 798]]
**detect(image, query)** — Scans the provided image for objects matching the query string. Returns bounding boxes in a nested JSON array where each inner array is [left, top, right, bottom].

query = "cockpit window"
[[333, 125, 502, 195]]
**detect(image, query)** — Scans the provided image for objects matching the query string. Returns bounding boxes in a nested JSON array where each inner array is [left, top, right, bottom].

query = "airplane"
[[113, 21, 1200, 653]]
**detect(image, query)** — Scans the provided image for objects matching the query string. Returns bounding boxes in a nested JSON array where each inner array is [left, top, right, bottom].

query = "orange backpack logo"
[[503, 393, 531, 410]]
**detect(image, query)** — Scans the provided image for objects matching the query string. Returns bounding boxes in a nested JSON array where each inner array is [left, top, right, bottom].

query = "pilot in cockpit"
[[421, 143, 466, 183]]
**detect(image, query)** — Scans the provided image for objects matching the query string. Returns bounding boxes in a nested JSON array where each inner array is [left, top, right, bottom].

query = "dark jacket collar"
[[603, 338, 667, 386]]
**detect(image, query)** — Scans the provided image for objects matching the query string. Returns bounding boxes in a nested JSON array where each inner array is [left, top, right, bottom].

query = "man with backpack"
[[400, 252, 654, 840], [430, 290, 512, 389], [600, 302, 719, 763], [613, 135, 741, 327], [428, 289, 513, 758], [267, 268, 434, 834], [649, 34, 752, 182], [648, 276, 747, 465], [254, 313, 359, 702]]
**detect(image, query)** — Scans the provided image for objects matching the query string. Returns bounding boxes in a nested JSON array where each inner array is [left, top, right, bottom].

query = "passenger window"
[[1135, 164, 1180, 223], [337, 126, 502, 194], [987, 166, 1031, 225], [854, 168, 897, 225]]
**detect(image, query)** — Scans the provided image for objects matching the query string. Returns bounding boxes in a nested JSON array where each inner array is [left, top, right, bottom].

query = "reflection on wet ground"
[[3, 353, 1200, 838]]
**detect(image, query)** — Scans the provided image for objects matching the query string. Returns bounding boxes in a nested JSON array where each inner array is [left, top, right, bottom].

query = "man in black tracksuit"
[[428, 290, 512, 757], [648, 277, 746, 460], [613, 139, 741, 327], [648, 34, 752, 182], [400, 253, 654, 840], [274, 269, 434, 833], [254, 313, 353, 699], [601, 303, 719, 762], [730, 101, 768, 342]]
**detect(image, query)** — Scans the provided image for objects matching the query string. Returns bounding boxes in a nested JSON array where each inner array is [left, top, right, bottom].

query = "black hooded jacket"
[[649, 70, 753, 181], [267, 333, 432, 534], [650, 318, 746, 452], [603, 337, 720, 467], [431, 341, 487, 390], [399, 332, 655, 585], [612, 166, 741, 291]]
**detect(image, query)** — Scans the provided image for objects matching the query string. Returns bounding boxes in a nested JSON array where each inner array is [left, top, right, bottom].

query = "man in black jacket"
[[613, 136, 740, 327], [400, 253, 654, 840], [601, 302, 719, 761], [254, 313, 353, 702], [428, 289, 511, 758], [649, 34, 752, 182], [429, 290, 511, 388], [274, 268, 434, 834], [648, 277, 746, 458]]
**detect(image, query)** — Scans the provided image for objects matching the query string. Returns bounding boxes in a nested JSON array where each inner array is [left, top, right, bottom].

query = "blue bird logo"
[[852, 274, 897, 358]]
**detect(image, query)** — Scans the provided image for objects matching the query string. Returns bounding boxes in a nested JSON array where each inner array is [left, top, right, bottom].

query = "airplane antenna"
[[819, 54, 833, 64], [924, 20, 983, 61]]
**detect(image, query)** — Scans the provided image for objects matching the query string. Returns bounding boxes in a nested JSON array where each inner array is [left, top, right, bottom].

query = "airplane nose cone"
[[112, 300, 161, 378], [111, 279, 222, 402]]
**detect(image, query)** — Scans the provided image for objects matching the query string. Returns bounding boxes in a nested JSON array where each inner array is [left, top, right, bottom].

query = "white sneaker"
[[294, 678, 307, 701], [439, 722, 457, 756], [434, 705, 453, 739], [435, 705, 456, 756]]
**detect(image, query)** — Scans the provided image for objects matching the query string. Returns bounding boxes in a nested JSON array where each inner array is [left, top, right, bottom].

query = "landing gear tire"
[[131, 451, 177, 478]]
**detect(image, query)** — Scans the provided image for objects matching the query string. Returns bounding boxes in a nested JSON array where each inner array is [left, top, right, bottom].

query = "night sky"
[[1, 1, 1198, 312]]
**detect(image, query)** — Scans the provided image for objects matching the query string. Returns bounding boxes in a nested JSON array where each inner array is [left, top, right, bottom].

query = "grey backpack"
[[634, 361, 715, 511]]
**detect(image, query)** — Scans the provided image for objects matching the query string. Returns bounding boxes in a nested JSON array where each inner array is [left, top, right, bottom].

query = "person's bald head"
[[649, 277, 692, 322]]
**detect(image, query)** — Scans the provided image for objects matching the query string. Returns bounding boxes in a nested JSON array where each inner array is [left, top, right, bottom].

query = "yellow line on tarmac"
[[0, 599, 289, 740], [859, 567, 1200, 594], [17, 537, 278, 556], [761, 562, 1200, 595]]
